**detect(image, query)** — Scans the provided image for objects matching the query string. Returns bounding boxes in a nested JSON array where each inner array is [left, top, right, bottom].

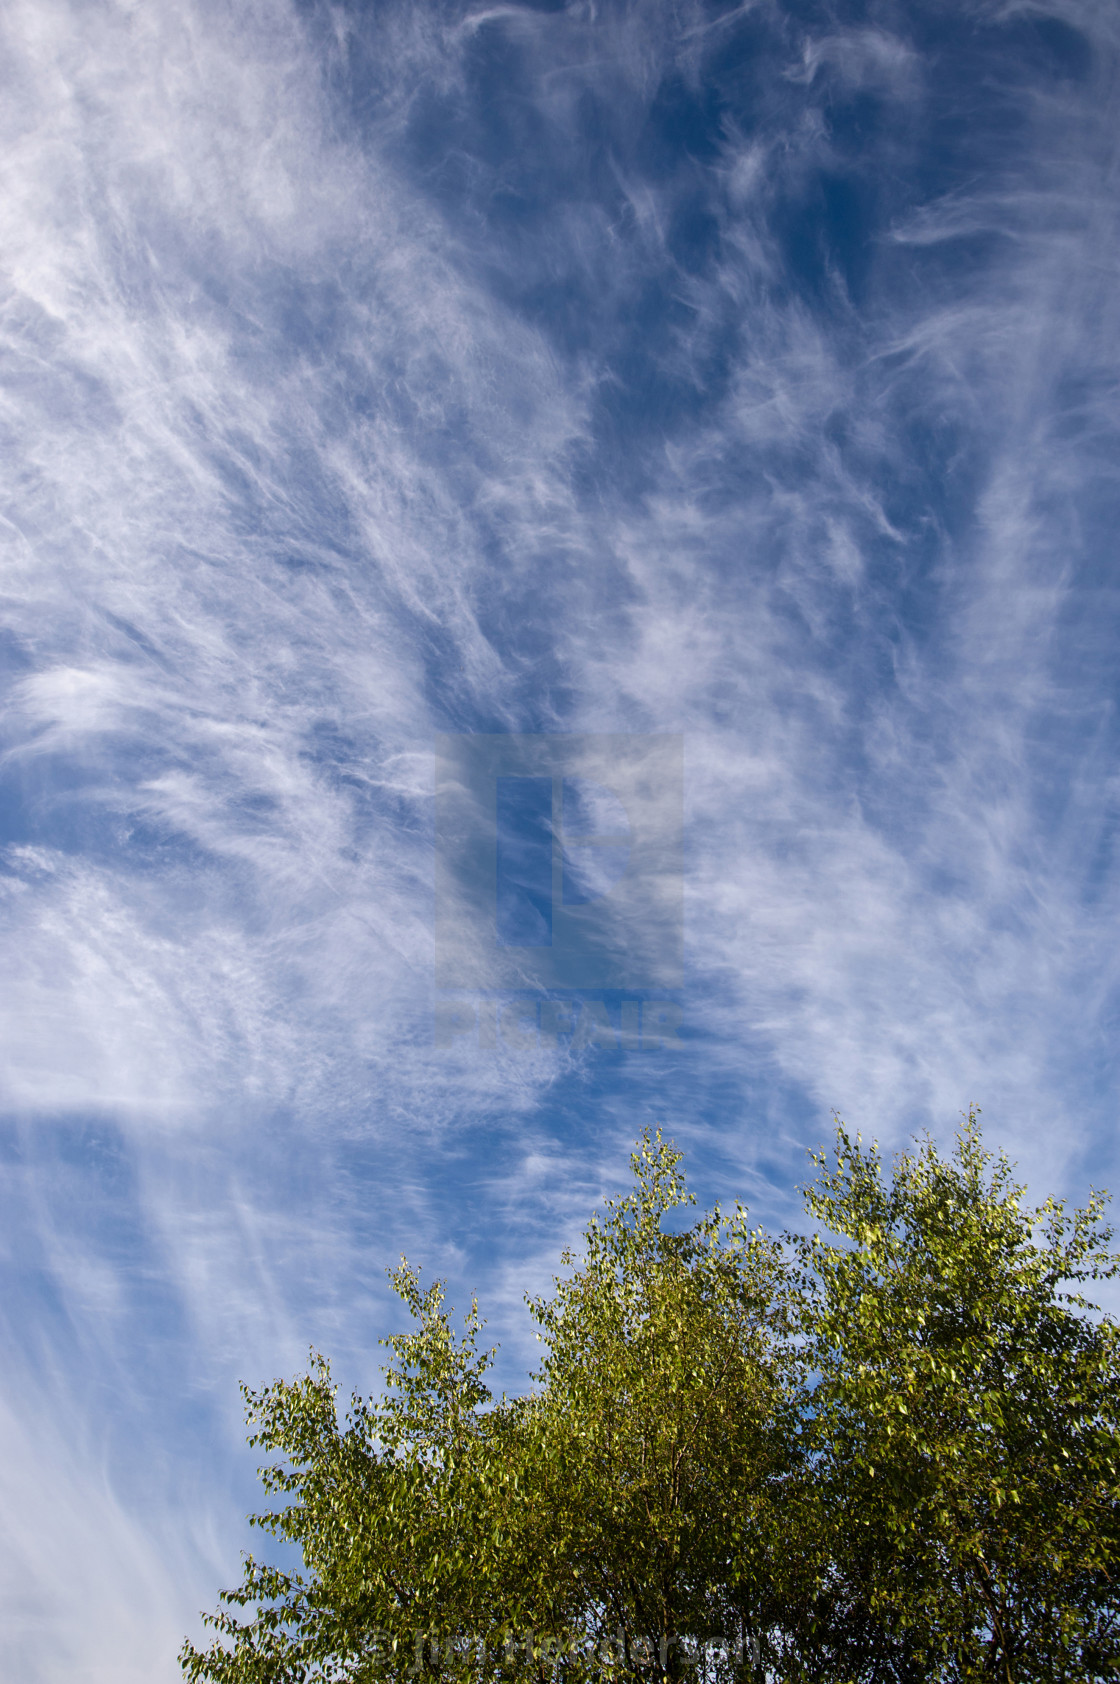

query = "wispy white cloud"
[[791, 28, 919, 93], [0, 1387, 210, 1684]]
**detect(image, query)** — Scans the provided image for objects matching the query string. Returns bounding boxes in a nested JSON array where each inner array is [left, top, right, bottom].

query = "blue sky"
[[1, 0, 1119, 1676]]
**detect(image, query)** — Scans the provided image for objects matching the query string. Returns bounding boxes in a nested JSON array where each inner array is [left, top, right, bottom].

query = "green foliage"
[[799, 1108, 1120, 1681], [182, 1118, 1120, 1684], [524, 1134, 804, 1679]]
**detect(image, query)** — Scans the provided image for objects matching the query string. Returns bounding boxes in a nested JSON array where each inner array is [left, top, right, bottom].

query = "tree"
[[799, 1110, 1120, 1681], [521, 1132, 805, 1681], [180, 1133, 804, 1683], [181, 1118, 1120, 1684], [179, 1267, 543, 1684]]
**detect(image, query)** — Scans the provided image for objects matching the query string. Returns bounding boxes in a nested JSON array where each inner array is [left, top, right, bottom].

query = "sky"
[[1, 0, 1119, 1676]]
